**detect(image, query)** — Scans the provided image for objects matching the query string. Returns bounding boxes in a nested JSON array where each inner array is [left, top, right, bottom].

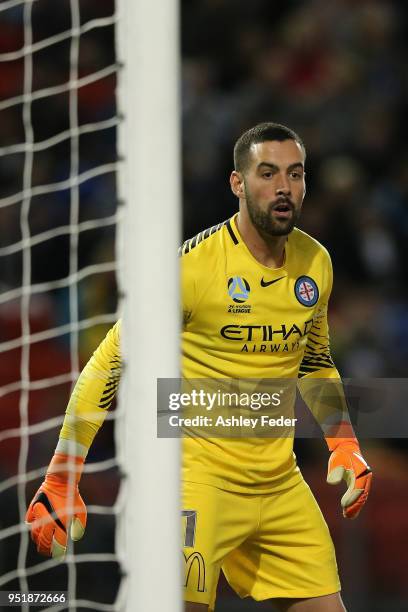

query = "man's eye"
[[262, 172, 273, 178], [290, 171, 302, 179]]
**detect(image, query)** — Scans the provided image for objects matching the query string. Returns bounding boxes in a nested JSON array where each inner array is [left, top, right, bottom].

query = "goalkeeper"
[[26, 123, 372, 612]]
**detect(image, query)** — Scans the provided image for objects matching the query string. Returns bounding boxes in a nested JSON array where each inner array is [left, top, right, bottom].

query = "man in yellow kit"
[[26, 123, 372, 612]]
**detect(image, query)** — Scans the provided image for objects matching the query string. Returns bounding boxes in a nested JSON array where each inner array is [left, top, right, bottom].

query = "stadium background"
[[0, 0, 407, 610]]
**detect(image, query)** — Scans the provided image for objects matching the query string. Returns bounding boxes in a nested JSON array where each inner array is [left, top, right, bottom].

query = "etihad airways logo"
[[220, 319, 314, 342]]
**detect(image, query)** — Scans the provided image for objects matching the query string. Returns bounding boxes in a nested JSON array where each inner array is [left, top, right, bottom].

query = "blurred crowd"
[[182, 0, 408, 378], [181, 3, 408, 607], [0, 0, 117, 340], [0, 0, 407, 610], [0, 0, 117, 457], [0, 0, 119, 604]]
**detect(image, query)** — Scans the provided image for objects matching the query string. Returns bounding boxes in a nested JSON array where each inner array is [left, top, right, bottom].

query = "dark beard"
[[246, 188, 300, 238]]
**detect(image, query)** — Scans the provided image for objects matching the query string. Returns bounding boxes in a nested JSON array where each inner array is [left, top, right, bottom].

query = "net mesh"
[[0, 0, 124, 609]]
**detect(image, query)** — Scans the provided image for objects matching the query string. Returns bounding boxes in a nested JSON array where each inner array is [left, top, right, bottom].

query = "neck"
[[236, 206, 287, 268]]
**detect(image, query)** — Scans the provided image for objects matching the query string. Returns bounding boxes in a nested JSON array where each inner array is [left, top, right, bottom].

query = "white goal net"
[[0, 0, 180, 610]]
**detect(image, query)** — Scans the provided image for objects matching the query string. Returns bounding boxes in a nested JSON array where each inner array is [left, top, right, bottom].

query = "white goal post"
[[0, 0, 181, 609], [116, 1, 181, 611]]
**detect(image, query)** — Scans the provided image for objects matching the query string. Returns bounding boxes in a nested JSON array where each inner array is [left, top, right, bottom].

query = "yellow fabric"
[[180, 214, 340, 493], [182, 480, 340, 608], [59, 215, 345, 493], [56, 214, 346, 604], [59, 320, 121, 449]]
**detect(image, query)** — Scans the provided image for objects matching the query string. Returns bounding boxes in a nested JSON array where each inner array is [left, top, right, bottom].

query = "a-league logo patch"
[[227, 276, 250, 303], [294, 276, 319, 307]]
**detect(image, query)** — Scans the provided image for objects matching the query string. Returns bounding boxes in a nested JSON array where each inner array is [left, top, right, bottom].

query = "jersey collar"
[[230, 213, 292, 273]]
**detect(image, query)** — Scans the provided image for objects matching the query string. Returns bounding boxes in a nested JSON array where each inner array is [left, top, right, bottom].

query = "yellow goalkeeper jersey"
[[179, 214, 338, 493], [60, 214, 339, 493]]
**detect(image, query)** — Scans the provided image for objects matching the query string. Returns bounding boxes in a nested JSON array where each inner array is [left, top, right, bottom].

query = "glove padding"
[[327, 442, 372, 519], [25, 453, 86, 558]]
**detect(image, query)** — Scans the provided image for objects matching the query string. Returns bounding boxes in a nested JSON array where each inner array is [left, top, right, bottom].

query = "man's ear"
[[230, 171, 245, 198]]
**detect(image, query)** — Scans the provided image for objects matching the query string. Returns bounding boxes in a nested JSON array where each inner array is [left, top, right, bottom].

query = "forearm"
[[297, 367, 356, 445], [57, 321, 121, 456], [298, 366, 372, 519]]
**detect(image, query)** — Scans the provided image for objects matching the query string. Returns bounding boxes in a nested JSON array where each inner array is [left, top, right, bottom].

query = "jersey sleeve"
[[297, 253, 353, 439], [298, 252, 338, 379], [58, 320, 121, 456]]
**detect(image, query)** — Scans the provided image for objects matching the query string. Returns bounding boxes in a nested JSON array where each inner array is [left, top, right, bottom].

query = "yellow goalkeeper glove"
[[326, 436, 372, 519], [25, 453, 87, 557]]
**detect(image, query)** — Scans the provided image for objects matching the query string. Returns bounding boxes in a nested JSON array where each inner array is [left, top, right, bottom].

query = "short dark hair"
[[233, 122, 306, 172]]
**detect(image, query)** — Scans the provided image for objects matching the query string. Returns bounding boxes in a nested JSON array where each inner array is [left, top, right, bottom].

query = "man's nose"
[[276, 174, 291, 195]]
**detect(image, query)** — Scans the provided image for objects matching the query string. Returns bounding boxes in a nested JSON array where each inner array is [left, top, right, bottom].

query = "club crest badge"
[[294, 276, 319, 307]]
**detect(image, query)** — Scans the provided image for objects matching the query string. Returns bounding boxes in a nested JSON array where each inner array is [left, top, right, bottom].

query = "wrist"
[[46, 452, 84, 485], [324, 419, 359, 452], [325, 436, 360, 453]]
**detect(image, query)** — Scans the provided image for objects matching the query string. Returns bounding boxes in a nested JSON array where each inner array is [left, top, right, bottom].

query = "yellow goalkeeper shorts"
[[182, 478, 340, 609]]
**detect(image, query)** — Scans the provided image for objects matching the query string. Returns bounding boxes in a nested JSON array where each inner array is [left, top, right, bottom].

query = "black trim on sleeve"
[[225, 218, 239, 245], [178, 218, 238, 256]]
